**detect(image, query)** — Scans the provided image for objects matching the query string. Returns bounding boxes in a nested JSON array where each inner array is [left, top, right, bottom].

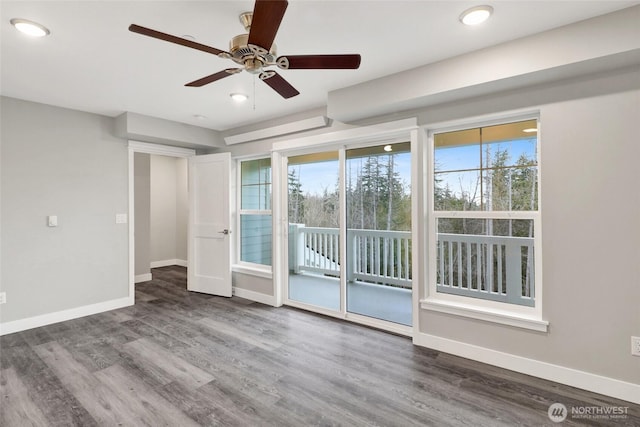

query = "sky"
[[289, 152, 412, 196], [286, 137, 536, 200], [434, 138, 537, 199]]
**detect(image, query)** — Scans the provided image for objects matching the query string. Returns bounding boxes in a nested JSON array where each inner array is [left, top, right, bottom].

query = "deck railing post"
[[288, 223, 305, 274]]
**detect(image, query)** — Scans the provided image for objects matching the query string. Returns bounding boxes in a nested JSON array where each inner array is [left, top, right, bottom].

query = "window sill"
[[420, 298, 549, 332], [232, 264, 273, 280]]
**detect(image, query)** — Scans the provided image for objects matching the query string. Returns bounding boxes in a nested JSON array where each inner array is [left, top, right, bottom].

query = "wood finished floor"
[[1, 266, 638, 426]]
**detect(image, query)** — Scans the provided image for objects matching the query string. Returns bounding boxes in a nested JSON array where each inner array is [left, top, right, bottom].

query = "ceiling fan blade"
[[185, 69, 241, 87], [277, 54, 361, 70], [129, 24, 229, 56], [260, 71, 299, 99], [248, 0, 288, 51]]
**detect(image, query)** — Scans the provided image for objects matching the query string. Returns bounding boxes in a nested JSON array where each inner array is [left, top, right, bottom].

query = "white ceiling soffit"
[[1, 1, 638, 132], [224, 115, 329, 145], [328, 5, 640, 123]]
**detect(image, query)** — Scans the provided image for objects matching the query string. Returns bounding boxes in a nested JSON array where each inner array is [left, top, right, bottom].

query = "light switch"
[[115, 213, 128, 224], [47, 215, 58, 227]]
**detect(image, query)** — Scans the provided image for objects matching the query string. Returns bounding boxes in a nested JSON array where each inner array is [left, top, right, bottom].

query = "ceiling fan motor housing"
[[227, 33, 277, 73], [224, 11, 278, 74]]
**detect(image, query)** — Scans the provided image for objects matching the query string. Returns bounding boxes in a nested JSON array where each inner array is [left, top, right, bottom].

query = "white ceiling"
[[1, 1, 637, 131]]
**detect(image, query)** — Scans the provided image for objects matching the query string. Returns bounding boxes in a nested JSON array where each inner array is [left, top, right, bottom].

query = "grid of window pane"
[[241, 158, 271, 210], [433, 119, 539, 307], [240, 214, 272, 266], [240, 159, 272, 266], [436, 218, 535, 306], [434, 120, 538, 212]]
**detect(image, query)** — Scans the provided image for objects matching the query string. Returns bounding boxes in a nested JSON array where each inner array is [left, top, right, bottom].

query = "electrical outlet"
[[0, 292, 6, 304], [632, 336, 640, 357]]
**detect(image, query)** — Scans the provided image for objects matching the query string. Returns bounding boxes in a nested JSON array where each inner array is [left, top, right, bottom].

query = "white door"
[[188, 153, 232, 296]]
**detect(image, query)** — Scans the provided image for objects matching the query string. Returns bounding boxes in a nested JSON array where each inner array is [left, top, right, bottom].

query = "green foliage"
[[288, 154, 411, 232], [288, 169, 304, 224], [346, 155, 411, 231], [436, 145, 538, 238]]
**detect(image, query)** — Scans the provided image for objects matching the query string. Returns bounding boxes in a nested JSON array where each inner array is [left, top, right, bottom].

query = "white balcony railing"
[[437, 233, 535, 307], [288, 225, 535, 306], [289, 224, 411, 289]]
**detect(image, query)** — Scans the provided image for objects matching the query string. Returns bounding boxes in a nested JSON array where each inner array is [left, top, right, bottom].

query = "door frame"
[[127, 141, 196, 303], [271, 118, 420, 337]]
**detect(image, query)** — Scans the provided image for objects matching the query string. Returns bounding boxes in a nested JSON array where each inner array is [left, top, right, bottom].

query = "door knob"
[[219, 229, 231, 235]]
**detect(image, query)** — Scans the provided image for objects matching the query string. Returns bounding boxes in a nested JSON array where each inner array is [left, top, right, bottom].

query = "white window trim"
[[420, 115, 547, 332], [232, 263, 273, 279], [234, 156, 273, 276]]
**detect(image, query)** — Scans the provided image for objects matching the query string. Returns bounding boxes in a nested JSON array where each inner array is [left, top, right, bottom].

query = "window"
[[428, 118, 541, 316], [239, 158, 272, 267]]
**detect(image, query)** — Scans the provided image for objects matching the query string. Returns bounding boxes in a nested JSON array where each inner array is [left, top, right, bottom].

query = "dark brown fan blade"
[[185, 69, 240, 87], [248, 0, 288, 51], [260, 71, 299, 99], [129, 24, 229, 56], [277, 54, 361, 70]]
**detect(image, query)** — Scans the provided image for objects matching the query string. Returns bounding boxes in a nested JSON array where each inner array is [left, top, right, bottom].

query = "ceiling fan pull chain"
[[253, 74, 256, 111]]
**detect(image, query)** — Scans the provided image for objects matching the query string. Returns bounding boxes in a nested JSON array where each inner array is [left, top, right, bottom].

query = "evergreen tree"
[[288, 168, 304, 224]]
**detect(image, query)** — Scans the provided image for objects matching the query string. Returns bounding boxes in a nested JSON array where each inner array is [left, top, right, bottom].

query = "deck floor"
[[288, 272, 412, 326]]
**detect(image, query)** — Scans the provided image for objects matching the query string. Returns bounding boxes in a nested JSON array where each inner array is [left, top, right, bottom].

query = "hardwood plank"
[[1, 343, 98, 426], [0, 367, 49, 427], [93, 364, 200, 426], [122, 338, 215, 389], [34, 341, 155, 426], [198, 316, 283, 352], [158, 380, 248, 426]]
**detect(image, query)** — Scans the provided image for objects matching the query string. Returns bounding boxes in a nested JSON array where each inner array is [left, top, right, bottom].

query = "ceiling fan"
[[129, 0, 361, 99]]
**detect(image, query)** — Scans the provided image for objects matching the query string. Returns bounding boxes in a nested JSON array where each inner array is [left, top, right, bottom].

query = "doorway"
[[134, 153, 189, 283], [127, 142, 195, 301]]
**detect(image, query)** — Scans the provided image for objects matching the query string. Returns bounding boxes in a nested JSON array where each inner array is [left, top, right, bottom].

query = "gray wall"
[[134, 153, 151, 277], [420, 84, 640, 386], [232, 272, 273, 296], [0, 97, 129, 323], [149, 155, 187, 264]]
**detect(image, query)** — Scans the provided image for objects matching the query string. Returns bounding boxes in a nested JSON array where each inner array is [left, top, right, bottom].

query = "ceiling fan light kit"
[[129, 0, 361, 99], [230, 93, 249, 102]]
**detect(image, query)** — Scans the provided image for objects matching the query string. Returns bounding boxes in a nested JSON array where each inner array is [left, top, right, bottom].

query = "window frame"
[[421, 114, 547, 332], [235, 156, 273, 275]]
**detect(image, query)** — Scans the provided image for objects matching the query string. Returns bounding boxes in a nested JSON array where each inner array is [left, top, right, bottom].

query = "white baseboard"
[[135, 273, 152, 283], [0, 296, 134, 336], [150, 259, 187, 268], [413, 332, 640, 405], [232, 287, 276, 306]]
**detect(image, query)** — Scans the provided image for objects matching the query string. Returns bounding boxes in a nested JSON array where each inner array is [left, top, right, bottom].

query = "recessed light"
[[383, 145, 393, 152], [230, 93, 248, 102], [10, 18, 50, 37], [459, 6, 493, 26], [522, 128, 538, 133], [181, 35, 196, 41], [193, 114, 207, 120]]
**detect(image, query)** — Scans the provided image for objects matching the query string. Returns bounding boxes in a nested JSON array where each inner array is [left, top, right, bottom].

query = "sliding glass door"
[[287, 152, 341, 311], [346, 143, 412, 325], [285, 143, 412, 328]]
